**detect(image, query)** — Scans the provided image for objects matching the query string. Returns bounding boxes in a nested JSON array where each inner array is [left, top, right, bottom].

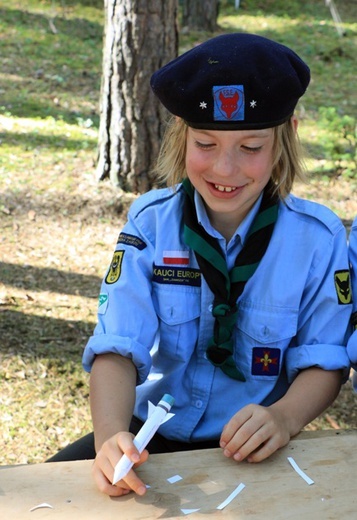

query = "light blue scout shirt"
[[83, 185, 352, 443], [347, 217, 357, 387]]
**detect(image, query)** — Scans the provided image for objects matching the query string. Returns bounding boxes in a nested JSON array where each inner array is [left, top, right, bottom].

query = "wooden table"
[[1, 430, 356, 519]]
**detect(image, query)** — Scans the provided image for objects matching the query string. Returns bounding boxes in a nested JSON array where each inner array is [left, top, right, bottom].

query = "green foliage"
[[318, 107, 357, 178], [1, 0, 356, 182]]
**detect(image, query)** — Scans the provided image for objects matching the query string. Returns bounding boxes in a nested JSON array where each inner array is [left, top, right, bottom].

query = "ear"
[[291, 115, 299, 133]]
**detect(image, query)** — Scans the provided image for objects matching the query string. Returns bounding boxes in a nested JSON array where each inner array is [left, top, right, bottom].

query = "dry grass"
[[0, 161, 138, 463]]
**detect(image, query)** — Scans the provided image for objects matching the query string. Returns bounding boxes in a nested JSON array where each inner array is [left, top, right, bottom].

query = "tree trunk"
[[181, 0, 220, 32], [97, 0, 178, 193]]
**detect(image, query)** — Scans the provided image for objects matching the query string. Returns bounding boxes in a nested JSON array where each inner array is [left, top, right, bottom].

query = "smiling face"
[[185, 127, 275, 239]]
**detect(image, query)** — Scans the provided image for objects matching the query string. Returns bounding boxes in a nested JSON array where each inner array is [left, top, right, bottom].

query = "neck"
[[206, 206, 251, 242]]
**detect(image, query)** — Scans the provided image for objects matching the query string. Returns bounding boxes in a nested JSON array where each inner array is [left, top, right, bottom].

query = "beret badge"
[[213, 85, 245, 122]]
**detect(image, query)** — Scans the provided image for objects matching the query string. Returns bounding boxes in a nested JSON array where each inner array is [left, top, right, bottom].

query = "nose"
[[212, 148, 239, 178]]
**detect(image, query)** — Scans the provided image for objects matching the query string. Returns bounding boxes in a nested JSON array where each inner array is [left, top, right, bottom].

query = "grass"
[[1, 0, 357, 465]]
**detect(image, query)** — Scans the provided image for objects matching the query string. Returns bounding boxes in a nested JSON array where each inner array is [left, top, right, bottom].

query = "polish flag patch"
[[163, 250, 190, 265]]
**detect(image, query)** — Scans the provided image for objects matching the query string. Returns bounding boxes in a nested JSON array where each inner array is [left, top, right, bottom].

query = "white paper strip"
[[181, 508, 201, 515], [216, 482, 246, 510], [167, 474, 183, 484], [287, 456, 314, 485], [29, 503, 54, 512]]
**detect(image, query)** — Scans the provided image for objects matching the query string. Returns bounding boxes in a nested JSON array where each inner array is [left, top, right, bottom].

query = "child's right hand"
[[91, 431, 149, 497]]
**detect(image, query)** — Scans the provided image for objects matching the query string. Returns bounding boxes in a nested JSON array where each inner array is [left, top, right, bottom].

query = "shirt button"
[[195, 400, 203, 408], [262, 326, 269, 336]]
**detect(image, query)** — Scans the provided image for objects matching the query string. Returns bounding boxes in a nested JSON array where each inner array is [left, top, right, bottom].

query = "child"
[[347, 217, 357, 388], [49, 33, 353, 497]]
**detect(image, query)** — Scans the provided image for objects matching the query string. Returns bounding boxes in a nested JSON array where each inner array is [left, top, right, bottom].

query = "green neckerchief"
[[182, 178, 279, 381]]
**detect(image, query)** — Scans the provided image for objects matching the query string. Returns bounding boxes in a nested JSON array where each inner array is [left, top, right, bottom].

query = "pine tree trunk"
[[181, 0, 220, 31], [97, 0, 178, 193]]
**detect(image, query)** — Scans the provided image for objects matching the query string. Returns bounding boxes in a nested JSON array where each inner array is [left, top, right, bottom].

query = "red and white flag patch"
[[163, 250, 190, 265]]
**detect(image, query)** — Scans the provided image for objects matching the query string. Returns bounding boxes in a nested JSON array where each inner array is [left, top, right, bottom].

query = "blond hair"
[[153, 116, 306, 199]]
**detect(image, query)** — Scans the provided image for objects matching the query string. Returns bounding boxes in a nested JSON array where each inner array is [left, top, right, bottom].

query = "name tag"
[[153, 265, 201, 287]]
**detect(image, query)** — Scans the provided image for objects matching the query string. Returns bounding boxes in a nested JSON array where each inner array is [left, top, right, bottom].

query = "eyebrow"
[[248, 133, 270, 138]]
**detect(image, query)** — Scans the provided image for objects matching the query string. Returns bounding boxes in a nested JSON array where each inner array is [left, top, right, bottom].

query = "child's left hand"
[[219, 403, 291, 463]]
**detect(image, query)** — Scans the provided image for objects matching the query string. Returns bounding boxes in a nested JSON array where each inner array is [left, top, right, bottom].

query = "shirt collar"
[[194, 189, 263, 246]]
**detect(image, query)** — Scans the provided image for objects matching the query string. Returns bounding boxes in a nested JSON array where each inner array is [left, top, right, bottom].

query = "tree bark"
[[181, 0, 220, 32], [97, 0, 178, 193]]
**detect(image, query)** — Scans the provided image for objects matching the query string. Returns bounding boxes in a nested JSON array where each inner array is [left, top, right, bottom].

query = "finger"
[[222, 409, 266, 457], [246, 442, 276, 463], [108, 447, 149, 479], [230, 426, 268, 461], [133, 448, 149, 468], [92, 459, 131, 497], [220, 406, 254, 447], [95, 448, 121, 485], [93, 455, 147, 497], [121, 468, 148, 496], [109, 449, 150, 496], [247, 431, 290, 463], [115, 432, 140, 463]]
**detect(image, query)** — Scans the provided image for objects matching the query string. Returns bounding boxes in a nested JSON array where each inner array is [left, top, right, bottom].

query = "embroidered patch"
[[334, 270, 352, 304], [163, 250, 190, 266], [213, 85, 244, 122], [117, 232, 146, 250], [251, 347, 281, 376], [98, 293, 109, 314], [105, 251, 125, 284], [153, 265, 201, 287]]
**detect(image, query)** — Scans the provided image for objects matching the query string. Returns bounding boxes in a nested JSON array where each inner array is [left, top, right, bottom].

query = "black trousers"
[[46, 416, 219, 462]]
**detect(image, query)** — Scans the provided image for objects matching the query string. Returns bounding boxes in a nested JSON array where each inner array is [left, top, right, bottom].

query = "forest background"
[[0, 0, 356, 464]]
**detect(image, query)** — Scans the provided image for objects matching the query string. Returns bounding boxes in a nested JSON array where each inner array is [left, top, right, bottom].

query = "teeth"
[[215, 184, 237, 193]]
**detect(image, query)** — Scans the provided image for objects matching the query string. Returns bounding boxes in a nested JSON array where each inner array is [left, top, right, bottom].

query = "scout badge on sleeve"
[[334, 270, 352, 305], [105, 251, 125, 284]]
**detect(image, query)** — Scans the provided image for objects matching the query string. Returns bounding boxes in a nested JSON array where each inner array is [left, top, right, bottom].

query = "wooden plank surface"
[[1, 430, 356, 519]]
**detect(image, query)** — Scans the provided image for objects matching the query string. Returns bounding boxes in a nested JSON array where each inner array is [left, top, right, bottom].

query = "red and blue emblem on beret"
[[251, 347, 280, 376], [213, 85, 244, 122]]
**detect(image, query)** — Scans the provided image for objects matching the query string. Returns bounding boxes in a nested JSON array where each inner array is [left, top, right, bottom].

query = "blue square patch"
[[251, 347, 281, 376], [213, 85, 244, 122]]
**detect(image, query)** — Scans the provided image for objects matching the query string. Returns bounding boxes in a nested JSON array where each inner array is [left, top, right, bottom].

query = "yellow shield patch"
[[105, 251, 125, 284], [334, 270, 352, 305]]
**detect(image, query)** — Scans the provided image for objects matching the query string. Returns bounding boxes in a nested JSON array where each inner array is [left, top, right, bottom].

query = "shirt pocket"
[[152, 286, 201, 361], [235, 303, 299, 380]]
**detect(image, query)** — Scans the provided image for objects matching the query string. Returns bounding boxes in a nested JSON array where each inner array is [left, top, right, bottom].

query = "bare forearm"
[[90, 353, 137, 452], [270, 367, 342, 436]]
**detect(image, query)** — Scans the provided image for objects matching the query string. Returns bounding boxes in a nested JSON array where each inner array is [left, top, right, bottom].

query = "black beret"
[[151, 33, 310, 130]]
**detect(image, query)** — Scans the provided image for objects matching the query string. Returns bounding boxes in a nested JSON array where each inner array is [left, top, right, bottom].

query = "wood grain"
[[1, 430, 356, 519]]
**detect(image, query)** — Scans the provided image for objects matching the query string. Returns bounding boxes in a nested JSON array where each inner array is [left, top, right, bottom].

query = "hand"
[[92, 431, 149, 497], [220, 403, 291, 463]]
